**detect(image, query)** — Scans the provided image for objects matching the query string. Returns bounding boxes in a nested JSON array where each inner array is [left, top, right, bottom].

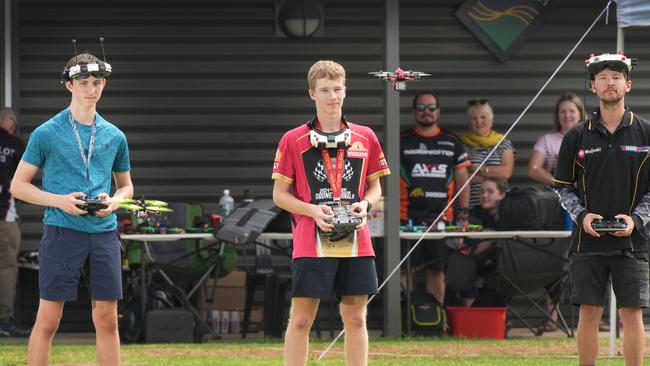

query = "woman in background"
[[462, 99, 515, 209], [528, 92, 585, 185]]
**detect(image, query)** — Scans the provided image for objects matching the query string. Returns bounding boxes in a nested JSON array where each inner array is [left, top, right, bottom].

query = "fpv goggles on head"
[[307, 117, 351, 149], [61, 62, 112, 83], [585, 52, 636, 78]]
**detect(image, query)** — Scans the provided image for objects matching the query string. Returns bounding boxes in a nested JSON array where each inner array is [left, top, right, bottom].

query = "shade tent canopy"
[[615, 0, 650, 27]]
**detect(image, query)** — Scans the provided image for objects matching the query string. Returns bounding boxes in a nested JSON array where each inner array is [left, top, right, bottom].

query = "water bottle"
[[219, 189, 235, 216]]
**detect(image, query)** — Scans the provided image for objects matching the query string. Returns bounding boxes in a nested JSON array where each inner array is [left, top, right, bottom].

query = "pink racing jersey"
[[272, 121, 390, 259]]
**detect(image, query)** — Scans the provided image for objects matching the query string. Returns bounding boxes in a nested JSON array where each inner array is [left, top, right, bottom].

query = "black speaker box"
[[145, 309, 194, 343]]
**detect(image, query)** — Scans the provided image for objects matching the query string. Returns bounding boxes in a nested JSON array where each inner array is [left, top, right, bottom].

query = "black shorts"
[[402, 239, 449, 272], [569, 254, 649, 308], [291, 257, 378, 299]]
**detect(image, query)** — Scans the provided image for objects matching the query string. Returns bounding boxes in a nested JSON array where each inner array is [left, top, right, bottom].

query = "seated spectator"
[[528, 92, 585, 185], [462, 100, 515, 209], [452, 177, 506, 307]]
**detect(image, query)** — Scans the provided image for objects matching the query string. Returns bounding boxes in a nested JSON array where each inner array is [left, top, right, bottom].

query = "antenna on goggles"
[[99, 37, 108, 64], [72, 38, 79, 64]]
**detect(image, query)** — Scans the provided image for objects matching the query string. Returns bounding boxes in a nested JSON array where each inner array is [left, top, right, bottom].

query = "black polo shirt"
[[0, 128, 24, 220], [555, 108, 650, 254]]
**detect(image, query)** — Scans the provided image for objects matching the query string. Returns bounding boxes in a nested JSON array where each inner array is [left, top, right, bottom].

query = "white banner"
[[615, 0, 650, 27]]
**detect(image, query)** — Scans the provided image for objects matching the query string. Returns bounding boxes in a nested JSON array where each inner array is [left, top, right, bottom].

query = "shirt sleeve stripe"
[[454, 161, 471, 170], [553, 178, 574, 185], [367, 169, 390, 181], [271, 173, 293, 184]]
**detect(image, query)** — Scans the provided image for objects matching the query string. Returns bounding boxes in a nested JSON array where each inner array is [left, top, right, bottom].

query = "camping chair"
[[122, 202, 236, 342], [493, 236, 573, 337], [213, 199, 294, 338]]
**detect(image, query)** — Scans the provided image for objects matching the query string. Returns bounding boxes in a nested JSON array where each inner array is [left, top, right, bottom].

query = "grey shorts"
[[39, 225, 123, 301], [569, 253, 649, 308]]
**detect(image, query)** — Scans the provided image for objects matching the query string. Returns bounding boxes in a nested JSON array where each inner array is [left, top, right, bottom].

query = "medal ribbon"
[[320, 147, 346, 202]]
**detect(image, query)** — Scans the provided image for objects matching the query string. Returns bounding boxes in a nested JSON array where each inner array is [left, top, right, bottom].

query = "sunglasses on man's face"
[[467, 99, 488, 106], [415, 103, 437, 112]]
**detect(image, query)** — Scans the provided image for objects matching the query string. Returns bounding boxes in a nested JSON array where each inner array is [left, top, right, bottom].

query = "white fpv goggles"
[[309, 128, 351, 149], [61, 61, 112, 83], [585, 52, 636, 78]]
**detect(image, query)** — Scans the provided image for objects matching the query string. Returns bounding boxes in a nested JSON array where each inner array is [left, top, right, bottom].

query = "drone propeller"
[[119, 203, 143, 211], [143, 199, 168, 206], [404, 70, 431, 78], [119, 198, 138, 204], [147, 206, 173, 213], [369, 71, 392, 78]]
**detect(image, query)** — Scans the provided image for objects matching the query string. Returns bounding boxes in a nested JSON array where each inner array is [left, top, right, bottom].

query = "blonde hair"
[[307, 60, 346, 90]]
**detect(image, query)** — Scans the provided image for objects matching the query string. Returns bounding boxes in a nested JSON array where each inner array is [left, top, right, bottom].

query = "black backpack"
[[402, 291, 449, 336], [496, 187, 564, 230]]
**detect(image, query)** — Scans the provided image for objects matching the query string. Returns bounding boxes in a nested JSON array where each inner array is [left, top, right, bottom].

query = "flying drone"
[[369, 67, 431, 91]]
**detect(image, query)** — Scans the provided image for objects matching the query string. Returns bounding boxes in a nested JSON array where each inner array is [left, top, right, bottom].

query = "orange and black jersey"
[[554, 108, 650, 255], [400, 127, 470, 223]]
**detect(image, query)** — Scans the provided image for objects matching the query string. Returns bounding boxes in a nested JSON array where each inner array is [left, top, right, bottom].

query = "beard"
[[416, 116, 437, 128], [599, 90, 624, 106]]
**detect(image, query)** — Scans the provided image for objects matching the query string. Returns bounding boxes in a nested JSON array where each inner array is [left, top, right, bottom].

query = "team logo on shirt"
[[577, 147, 601, 159], [273, 149, 282, 170], [0, 146, 16, 163], [378, 152, 388, 169], [347, 141, 368, 158], [437, 140, 455, 147], [313, 159, 354, 182], [403, 144, 454, 157], [409, 187, 425, 198], [411, 163, 448, 178], [620, 145, 650, 153]]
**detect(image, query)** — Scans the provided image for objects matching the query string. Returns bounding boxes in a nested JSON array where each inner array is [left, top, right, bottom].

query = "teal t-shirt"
[[22, 108, 131, 233]]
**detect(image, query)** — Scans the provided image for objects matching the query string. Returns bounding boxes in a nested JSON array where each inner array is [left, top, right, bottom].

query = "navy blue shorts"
[[569, 254, 649, 308], [38, 225, 123, 301], [291, 257, 378, 299]]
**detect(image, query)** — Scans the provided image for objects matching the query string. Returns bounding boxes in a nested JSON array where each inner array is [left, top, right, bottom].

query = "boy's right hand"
[[312, 204, 334, 232], [58, 192, 89, 216]]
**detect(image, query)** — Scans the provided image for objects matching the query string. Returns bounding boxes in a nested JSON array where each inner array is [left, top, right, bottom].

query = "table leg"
[[406, 240, 412, 336], [141, 240, 148, 338]]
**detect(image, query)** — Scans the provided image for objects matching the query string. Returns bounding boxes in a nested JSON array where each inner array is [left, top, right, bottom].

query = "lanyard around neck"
[[320, 147, 346, 202], [68, 109, 97, 180]]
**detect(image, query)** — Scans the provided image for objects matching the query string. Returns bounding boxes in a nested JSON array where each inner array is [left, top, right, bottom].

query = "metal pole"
[[608, 25, 624, 357], [3, 0, 12, 107], [382, 0, 401, 337]]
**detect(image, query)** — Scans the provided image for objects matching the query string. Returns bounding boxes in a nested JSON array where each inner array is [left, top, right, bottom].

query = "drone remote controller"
[[591, 218, 627, 233], [325, 205, 362, 241], [77, 199, 108, 215]]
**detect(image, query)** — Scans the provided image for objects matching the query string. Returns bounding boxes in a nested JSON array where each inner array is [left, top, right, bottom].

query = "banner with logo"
[[455, 0, 553, 62]]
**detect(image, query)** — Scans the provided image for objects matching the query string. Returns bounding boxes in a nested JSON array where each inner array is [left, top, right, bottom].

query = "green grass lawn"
[[0, 337, 644, 365]]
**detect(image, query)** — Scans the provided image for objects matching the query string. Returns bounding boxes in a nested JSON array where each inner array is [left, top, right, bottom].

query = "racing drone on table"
[[369, 67, 430, 91], [118, 198, 177, 234], [119, 198, 173, 216]]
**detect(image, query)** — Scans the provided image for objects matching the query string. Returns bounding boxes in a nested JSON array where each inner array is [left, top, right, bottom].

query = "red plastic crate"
[[446, 307, 507, 339]]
